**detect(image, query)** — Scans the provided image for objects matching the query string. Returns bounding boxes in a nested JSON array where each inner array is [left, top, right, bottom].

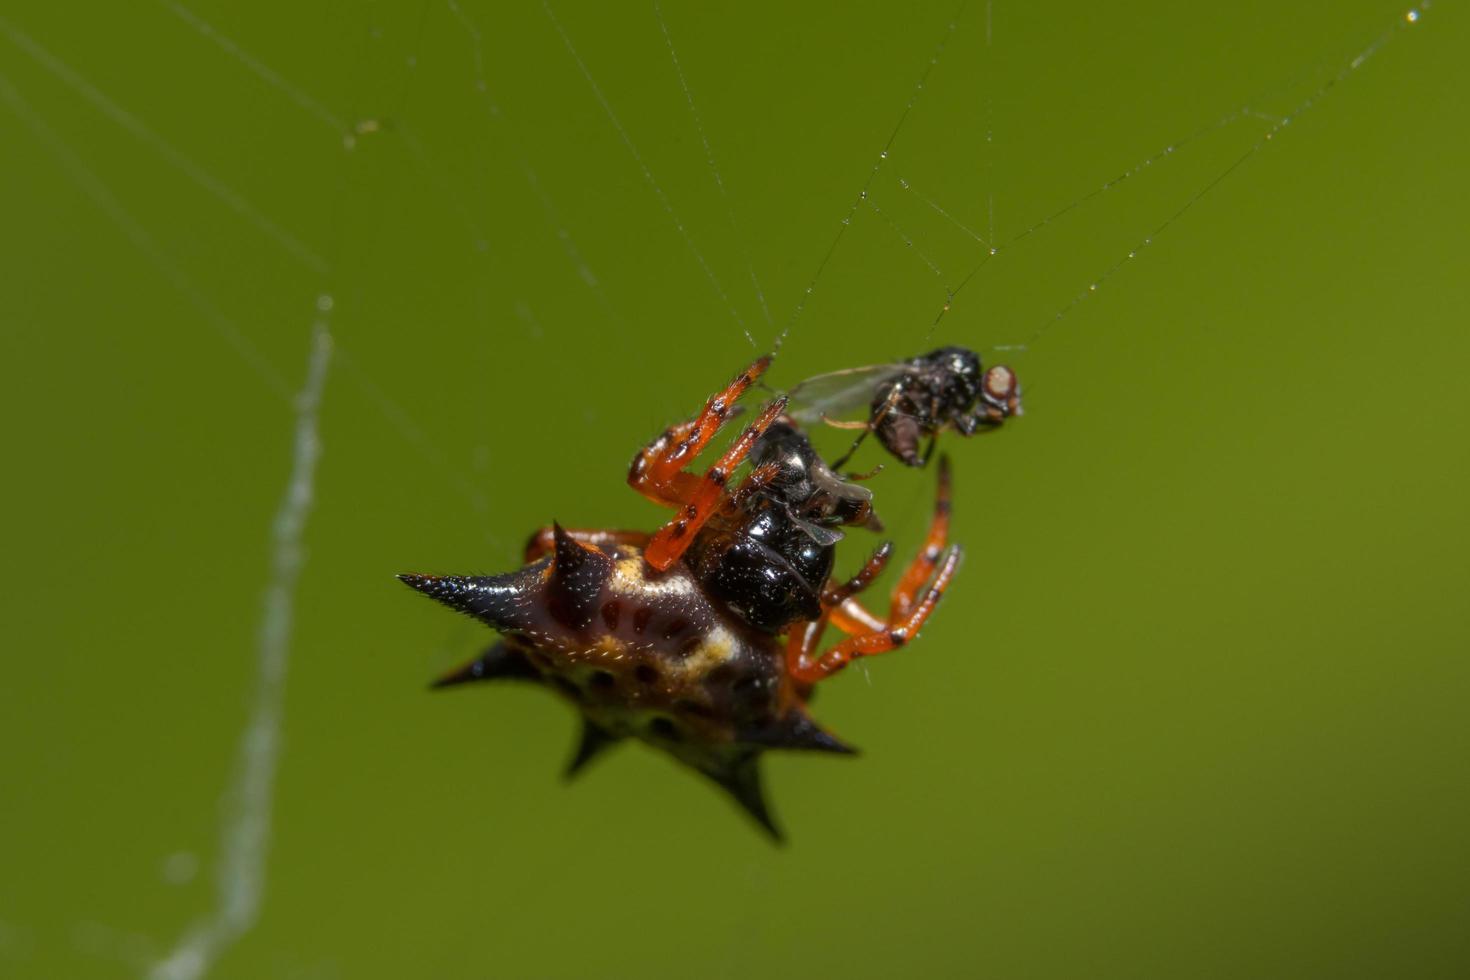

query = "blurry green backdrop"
[[2, 1, 1467, 978]]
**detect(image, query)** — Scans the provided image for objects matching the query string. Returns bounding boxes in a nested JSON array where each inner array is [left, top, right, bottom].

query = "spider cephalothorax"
[[400, 356, 963, 840]]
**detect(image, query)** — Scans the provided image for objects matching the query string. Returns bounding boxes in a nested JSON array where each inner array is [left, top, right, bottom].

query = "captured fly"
[[786, 346, 1021, 467]]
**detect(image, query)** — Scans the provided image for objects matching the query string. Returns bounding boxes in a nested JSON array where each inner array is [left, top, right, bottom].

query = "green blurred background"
[[2, 1, 1467, 977]]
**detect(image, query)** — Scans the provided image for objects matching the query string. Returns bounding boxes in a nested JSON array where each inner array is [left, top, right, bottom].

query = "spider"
[[400, 355, 964, 840], [786, 345, 1022, 468]]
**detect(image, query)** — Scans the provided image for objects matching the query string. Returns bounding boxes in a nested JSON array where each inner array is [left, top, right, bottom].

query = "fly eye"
[[983, 365, 1016, 401]]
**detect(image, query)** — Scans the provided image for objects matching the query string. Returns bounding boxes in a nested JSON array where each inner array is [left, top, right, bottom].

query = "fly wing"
[[783, 363, 906, 425]]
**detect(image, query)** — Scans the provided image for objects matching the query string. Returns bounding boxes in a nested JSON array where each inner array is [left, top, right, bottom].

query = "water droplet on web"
[[899, 178, 909, 189], [316, 294, 334, 312], [1089, 283, 1098, 292], [988, 247, 997, 256], [1406, 8, 1420, 23], [880, 150, 888, 159], [860, 190, 867, 200]]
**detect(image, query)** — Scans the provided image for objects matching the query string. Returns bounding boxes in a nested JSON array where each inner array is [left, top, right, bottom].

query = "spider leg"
[[628, 355, 771, 508], [788, 457, 961, 684], [827, 455, 949, 631], [827, 542, 893, 603], [788, 545, 961, 684], [784, 618, 827, 683], [829, 598, 886, 635], [643, 394, 788, 571], [523, 527, 650, 563], [730, 459, 784, 508], [890, 454, 952, 619], [785, 544, 893, 677]]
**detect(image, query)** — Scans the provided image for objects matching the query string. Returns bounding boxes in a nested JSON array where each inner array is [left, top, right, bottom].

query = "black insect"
[[684, 416, 882, 633], [786, 346, 1022, 467]]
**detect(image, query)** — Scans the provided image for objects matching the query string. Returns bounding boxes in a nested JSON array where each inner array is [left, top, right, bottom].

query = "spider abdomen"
[[403, 531, 786, 741]]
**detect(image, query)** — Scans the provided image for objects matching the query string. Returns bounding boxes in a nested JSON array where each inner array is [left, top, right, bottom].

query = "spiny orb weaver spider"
[[400, 351, 1017, 840]]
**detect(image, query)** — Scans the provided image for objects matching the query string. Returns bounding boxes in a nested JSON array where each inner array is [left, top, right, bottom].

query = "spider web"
[[0, 0, 1432, 976]]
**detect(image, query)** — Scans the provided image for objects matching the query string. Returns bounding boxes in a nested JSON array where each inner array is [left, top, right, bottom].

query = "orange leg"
[[784, 543, 893, 684], [730, 459, 784, 508], [828, 542, 893, 602], [786, 457, 961, 684], [827, 456, 950, 633], [890, 455, 952, 619], [788, 546, 961, 684], [785, 619, 827, 682], [523, 527, 649, 563], [829, 598, 885, 635], [643, 394, 788, 571], [627, 355, 771, 508]]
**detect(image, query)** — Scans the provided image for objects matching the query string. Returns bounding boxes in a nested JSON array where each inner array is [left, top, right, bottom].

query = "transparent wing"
[[783, 363, 907, 425]]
